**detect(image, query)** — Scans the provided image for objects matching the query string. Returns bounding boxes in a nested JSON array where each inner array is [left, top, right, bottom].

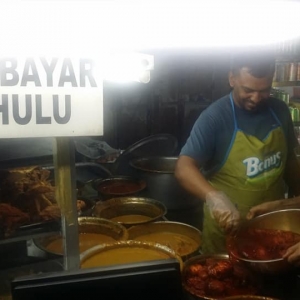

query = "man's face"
[[229, 67, 273, 112]]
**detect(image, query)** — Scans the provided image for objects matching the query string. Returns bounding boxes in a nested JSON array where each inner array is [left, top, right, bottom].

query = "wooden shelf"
[[272, 81, 300, 87]]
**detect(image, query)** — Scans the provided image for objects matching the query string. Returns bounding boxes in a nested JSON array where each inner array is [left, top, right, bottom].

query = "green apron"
[[201, 93, 287, 254]]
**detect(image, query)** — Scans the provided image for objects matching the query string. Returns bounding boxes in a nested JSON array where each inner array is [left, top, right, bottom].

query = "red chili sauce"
[[98, 180, 142, 195], [236, 228, 300, 260], [184, 258, 258, 298]]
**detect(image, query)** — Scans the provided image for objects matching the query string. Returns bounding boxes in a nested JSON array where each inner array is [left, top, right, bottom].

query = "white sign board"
[[0, 57, 103, 138]]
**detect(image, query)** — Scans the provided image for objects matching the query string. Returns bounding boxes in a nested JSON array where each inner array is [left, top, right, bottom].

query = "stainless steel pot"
[[129, 156, 199, 210], [227, 209, 300, 275], [112, 134, 178, 176]]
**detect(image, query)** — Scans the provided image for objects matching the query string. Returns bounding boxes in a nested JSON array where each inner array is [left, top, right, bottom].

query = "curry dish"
[[234, 228, 300, 260], [81, 246, 171, 269], [46, 233, 116, 255], [98, 180, 142, 195], [132, 232, 199, 257], [183, 257, 258, 298], [110, 214, 152, 224]]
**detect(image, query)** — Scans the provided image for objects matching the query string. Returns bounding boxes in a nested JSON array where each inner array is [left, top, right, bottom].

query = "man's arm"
[[175, 155, 240, 233], [247, 196, 300, 219], [174, 155, 215, 201]]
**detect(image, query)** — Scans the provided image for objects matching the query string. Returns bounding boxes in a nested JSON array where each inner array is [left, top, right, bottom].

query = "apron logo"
[[243, 152, 282, 177]]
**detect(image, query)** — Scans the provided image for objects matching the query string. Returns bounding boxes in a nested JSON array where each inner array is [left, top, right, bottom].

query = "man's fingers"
[[246, 211, 254, 220]]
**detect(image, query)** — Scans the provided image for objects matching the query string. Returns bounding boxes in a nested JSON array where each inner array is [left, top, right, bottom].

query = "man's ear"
[[228, 71, 235, 88]]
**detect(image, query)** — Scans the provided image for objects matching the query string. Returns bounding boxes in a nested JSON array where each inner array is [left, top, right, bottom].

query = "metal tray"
[[0, 163, 111, 244]]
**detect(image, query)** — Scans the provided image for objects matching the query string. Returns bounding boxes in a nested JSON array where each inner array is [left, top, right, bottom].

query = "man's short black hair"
[[230, 48, 276, 78]]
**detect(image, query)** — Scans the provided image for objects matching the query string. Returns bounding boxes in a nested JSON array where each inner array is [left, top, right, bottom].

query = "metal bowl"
[[92, 197, 167, 227], [92, 176, 146, 200], [80, 240, 183, 270], [222, 295, 279, 300], [127, 221, 201, 260], [227, 209, 300, 275], [221, 296, 279, 300], [182, 254, 261, 300], [34, 216, 128, 256]]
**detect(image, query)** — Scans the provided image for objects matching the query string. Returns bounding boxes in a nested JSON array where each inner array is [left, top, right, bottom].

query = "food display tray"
[[0, 162, 111, 244]]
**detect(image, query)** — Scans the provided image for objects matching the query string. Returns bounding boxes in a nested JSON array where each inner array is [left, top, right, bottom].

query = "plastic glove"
[[205, 191, 240, 233]]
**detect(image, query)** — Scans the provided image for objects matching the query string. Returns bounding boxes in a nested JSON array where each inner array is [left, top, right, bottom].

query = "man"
[[175, 50, 300, 254]]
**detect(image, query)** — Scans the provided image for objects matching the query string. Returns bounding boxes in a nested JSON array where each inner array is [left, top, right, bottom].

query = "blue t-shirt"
[[180, 94, 298, 178]]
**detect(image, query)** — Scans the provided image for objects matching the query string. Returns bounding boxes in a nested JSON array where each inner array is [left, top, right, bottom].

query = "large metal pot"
[[129, 156, 199, 210], [111, 134, 179, 176]]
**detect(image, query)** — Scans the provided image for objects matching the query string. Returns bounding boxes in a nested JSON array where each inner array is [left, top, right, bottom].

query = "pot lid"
[[112, 134, 178, 176]]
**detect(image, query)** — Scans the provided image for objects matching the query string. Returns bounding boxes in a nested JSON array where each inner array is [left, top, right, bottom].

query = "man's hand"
[[246, 200, 281, 220], [205, 191, 240, 234], [283, 242, 300, 267]]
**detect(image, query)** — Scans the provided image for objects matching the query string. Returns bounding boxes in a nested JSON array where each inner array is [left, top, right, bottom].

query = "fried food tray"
[[0, 162, 112, 244]]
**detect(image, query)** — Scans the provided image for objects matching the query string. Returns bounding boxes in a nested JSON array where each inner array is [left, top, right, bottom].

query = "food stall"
[[1, 1, 300, 299], [0, 52, 100, 295], [0, 13, 187, 299]]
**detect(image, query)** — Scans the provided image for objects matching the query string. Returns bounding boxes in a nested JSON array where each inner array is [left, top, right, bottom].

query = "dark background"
[[102, 49, 232, 151]]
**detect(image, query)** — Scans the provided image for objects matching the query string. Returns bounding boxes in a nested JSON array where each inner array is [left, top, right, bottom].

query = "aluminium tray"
[[0, 162, 112, 244]]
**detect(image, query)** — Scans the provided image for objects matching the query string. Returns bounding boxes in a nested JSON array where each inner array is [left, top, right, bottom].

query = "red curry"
[[184, 258, 258, 298], [235, 228, 300, 260]]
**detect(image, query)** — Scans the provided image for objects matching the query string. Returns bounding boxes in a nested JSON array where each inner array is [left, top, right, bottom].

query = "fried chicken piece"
[[40, 205, 61, 221], [40, 200, 84, 221], [207, 260, 233, 279], [206, 279, 225, 296], [0, 203, 30, 236]]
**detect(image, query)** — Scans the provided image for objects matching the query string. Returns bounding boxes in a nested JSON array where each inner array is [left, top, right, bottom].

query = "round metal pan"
[[34, 216, 128, 256], [92, 197, 167, 227], [127, 221, 201, 260], [80, 240, 183, 270], [92, 176, 146, 200]]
